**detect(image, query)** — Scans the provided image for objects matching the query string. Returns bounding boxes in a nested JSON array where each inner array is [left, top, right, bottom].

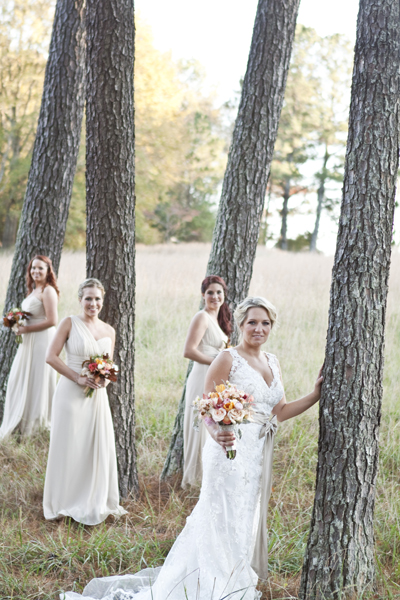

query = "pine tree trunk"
[[206, 0, 300, 306], [278, 179, 291, 250], [160, 361, 193, 480], [162, 0, 301, 479], [86, 0, 137, 498], [310, 185, 324, 252], [0, 0, 85, 418], [300, 1, 400, 597], [310, 149, 329, 253]]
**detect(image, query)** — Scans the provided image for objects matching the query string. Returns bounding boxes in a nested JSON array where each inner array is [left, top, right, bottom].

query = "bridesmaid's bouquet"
[[193, 382, 254, 459], [3, 307, 32, 344], [80, 354, 119, 397]]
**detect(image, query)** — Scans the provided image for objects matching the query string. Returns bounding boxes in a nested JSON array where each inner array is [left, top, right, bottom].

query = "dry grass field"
[[0, 245, 399, 599]]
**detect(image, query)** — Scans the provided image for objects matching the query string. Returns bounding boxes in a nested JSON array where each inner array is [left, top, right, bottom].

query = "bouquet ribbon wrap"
[[250, 413, 278, 580]]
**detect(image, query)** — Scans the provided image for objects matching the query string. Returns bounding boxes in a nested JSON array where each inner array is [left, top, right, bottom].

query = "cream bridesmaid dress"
[[0, 294, 56, 440], [181, 310, 228, 488], [43, 315, 126, 525]]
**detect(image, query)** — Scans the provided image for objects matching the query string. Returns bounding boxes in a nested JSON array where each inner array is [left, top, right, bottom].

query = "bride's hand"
[[212, 427, 235, 450], [314, 365, 324, 399]]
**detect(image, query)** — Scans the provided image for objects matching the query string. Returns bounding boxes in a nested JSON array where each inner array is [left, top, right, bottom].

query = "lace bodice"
[[226, 348, 284, 416]]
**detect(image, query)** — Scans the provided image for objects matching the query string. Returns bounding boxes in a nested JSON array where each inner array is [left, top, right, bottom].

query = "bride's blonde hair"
[[234, 296, 278, 330], [78, 278, 105, 300]]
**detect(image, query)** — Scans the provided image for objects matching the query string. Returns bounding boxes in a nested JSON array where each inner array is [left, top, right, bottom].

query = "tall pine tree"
[[85, 0, 137, 497], [162, 0, 301, 479], [0, 0, 85, 418], [300, 0, 400, 596]]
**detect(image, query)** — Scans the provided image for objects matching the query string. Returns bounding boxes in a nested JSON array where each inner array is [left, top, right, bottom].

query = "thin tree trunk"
[[0, 0, 86, 418], [309, 184, 324, 252], [278, 178, 291, 250], [86, 0, 137, 498], [160, 361, 193, 480], [162, 0, 301, 479], [310, 148, 329, 252], [300, 1, 400, 597]]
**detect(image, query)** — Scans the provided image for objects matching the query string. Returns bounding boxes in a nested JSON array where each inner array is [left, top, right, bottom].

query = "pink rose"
[[228, 408, 245, 422], [211, 407, 226, 422]]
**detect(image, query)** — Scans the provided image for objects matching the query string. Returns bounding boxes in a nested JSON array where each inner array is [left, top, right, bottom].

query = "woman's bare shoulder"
[[55, 316, 72, 338], [212, 349, 234, 369], [43, 285, 58, 299], [191, 310, 208, 324]]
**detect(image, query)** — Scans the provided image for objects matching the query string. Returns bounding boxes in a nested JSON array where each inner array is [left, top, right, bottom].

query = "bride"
[[64, 296, 322, 600]]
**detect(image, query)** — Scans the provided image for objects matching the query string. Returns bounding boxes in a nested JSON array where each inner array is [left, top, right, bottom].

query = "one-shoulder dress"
[[182, 310, 228, 488], [0, 294, 56, 440], [43, 316, 126, 525]]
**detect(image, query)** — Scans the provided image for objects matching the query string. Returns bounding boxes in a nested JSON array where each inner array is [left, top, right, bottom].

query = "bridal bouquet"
[[3, 307, 32, 344], [80, 354, 119, 397], [193, 382, 254, 459]]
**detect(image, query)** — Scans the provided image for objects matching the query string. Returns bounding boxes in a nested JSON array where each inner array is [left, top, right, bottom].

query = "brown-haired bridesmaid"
[[181, 275, 232, 488], [0, 255, 59, 440]]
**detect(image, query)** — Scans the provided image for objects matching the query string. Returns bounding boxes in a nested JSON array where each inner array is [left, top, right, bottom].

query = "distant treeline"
[[0, 1, 352, 251]]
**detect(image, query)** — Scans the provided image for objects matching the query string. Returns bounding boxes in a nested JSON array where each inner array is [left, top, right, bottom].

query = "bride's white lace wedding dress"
[[64, 348, 284, 600]]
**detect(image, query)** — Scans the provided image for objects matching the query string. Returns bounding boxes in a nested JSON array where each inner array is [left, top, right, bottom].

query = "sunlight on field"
[[0, 245, 399, 598]]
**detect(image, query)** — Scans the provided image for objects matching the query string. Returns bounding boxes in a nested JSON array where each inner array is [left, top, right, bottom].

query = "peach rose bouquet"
[[80, 354, 119, 398], [193, 382, 254, 459]]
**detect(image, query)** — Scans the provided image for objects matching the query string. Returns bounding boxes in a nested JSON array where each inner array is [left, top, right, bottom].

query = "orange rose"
[[223, 401, 235, 411]]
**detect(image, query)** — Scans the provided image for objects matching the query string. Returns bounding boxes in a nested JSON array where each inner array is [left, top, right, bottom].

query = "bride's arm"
[[272, 360, 323, 422], [203, 351, 236, 450], [46, 318, 101, 390]]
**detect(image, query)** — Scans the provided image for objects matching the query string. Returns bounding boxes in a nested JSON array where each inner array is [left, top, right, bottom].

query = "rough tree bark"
[[161, 0, 301, 479], [0, 0, 86, 418], [300, 1, 400, 597], [86, 0, 137, 497]]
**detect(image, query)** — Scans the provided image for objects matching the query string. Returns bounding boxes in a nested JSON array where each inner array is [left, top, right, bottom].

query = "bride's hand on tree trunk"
[[313, 365, 324, 400]]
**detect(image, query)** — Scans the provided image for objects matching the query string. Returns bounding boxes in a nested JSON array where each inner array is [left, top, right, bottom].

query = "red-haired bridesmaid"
[[181, 275, 232, 488], [0, 255, 59, 440]]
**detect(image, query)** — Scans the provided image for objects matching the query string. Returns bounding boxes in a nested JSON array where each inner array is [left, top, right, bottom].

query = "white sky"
[[135, 0, 359, 104], [134, 0, 368, 255]]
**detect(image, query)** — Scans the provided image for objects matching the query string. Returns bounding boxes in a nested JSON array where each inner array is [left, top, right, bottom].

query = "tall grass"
[[0, 245, 399, 599]]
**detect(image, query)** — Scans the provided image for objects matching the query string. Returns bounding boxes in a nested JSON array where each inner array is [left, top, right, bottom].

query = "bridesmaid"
[[43, 278, 126, 525], [0, 255, 58, 440], [181, 275, 232, 488]]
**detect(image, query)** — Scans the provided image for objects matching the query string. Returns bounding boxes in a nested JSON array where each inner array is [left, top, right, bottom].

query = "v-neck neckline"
[[74, 316, 111, 344], [232, 348, 275, 389], [203, 310, 226, 337]]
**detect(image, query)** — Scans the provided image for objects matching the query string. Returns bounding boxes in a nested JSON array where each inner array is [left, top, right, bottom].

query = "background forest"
[[0, 0, 353, 251]]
